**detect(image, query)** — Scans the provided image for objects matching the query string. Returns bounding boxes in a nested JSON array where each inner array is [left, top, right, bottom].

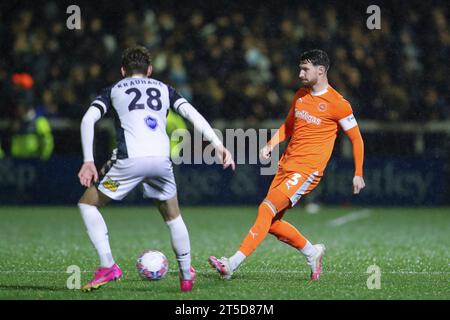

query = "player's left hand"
[[78, 161, 99, 187], [259, 144, 273, 161], [353, 176, 365, 194], [216, 144, 235, 171]]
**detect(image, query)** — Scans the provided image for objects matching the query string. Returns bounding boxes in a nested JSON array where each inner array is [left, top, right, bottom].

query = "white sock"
[[229, 251, 246, 271], [166, 215, 191, 280], [78, 203, 115, 268], [300, 241, 317, 258]]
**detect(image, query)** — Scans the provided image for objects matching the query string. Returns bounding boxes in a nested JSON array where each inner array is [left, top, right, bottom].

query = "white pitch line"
[[328, 209, 372, 227], [0, 270, 448, 275]]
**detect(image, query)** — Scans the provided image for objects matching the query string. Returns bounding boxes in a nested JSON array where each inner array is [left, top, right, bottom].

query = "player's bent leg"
[[77, 186, 122, 291], [155, 195, 181, 222], [268, 171, 326, 281], [209, 199, 279, 279], [209, 189, 291, 280], [269, 202, 309, 250], [156, 195, 195, 291], [237, 189, 290, 257], [269, 218, 325, 280], [269, 219, 308, 249], [78, 185, 112, 207], [209, 202, 275, 279], [237, 201, 278, 256]]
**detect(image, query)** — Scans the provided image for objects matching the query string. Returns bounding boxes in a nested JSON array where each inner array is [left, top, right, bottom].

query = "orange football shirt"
[[269, 85, 363, 176]]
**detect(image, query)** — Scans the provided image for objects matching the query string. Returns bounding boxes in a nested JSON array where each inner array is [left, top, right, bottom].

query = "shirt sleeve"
[[335, 99, 364, 176], [168, 86, 189, 112], [90, 86, 112, 117], [268, 90, 300, 146], [80, 106, 102, 162], [170, 90, 222, 148], [335, 99, 358, 131], [345, 126, 364, 177]]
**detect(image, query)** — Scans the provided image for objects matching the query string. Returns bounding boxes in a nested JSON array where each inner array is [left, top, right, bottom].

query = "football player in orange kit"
[[209, 49, 365, 281]]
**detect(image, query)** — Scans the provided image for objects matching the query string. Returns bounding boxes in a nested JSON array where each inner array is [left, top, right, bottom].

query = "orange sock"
[[239, 189, 290, 256], [238, 202, 272, 256], [269, 219, 308, 250]]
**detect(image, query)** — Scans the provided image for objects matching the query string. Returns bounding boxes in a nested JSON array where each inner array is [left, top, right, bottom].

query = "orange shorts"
[[268, 167, 322, 206]]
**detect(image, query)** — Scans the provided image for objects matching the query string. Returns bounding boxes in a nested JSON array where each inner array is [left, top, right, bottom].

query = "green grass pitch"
[[0, 206, 448, 300]]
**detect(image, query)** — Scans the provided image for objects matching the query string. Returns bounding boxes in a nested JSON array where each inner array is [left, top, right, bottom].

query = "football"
[[136, 250, 169, 280]]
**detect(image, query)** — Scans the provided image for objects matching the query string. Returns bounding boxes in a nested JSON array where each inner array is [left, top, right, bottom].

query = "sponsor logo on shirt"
[[102, 177, 120, 192], [295, 110, 322, 125]]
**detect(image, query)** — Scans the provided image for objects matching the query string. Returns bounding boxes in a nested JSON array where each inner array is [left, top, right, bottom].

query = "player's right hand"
[[216, 144, 235, 171], [78, 161, 99, 187], [260, 144, 273, 161], [353, 176, 366, 194]]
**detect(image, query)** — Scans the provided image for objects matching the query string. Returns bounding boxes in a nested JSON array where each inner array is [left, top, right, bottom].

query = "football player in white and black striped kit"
[[77, 46, 235, 292]]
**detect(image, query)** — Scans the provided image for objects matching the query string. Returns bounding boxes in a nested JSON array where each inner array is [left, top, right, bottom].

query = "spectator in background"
[[9, 101, 54, 161], [6, 72, 53, 161], [1, 2, 449, 123], [166, 109, 189, 161], [422, 87, 448, 121]]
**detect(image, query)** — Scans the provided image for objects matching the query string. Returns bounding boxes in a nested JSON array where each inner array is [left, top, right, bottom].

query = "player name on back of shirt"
[[116, 78, 163, 88]]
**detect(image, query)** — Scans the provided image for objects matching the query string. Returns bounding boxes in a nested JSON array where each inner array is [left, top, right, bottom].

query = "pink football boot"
[[81, 263, 122, 292], [208, 256, 233, 280], [180, 267, 196, 292]]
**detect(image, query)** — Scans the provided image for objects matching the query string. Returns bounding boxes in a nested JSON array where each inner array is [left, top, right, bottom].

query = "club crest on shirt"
[[318, 103, 327, 112], [144, 116, 158, 130], [102, 177, 120, 192], [297, 97, 303, 103]]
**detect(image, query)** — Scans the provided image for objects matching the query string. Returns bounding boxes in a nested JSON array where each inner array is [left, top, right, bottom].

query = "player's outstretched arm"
[[175, 102, 235, 170], [78, 107, 102, 187], [215, 143, 236, 170], [345, 126, 366, 194], [261, 103, 296, 161]]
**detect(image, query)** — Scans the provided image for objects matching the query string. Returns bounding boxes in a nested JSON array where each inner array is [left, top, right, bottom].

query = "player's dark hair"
[[122, 46, 152, 75], [300, 49, 330, 71]]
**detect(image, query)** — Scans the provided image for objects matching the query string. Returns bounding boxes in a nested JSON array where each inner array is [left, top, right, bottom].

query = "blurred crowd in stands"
[[1, 0, 449, 124]]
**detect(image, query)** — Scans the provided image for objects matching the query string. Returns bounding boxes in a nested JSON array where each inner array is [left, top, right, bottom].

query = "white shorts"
[[97, 156, 177, 201]]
